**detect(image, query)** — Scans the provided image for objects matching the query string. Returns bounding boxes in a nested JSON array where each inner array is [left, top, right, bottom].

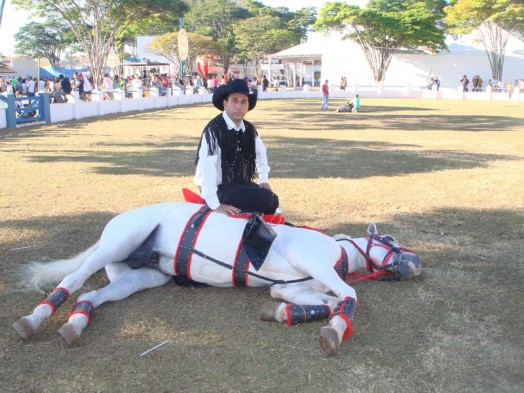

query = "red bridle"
[[337, 234, 414, 283]]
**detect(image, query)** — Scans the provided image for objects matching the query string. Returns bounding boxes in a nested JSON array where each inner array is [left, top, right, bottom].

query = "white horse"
[[13, 201, 421, 355]]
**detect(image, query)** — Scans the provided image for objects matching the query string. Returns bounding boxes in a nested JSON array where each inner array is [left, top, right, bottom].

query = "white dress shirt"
[[194, 112, 270, 209]]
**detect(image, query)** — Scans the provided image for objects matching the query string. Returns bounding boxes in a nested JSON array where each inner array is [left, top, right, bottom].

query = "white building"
[[272, 30, 524, 90]]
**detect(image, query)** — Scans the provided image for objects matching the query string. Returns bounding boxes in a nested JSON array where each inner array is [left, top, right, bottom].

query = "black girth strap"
[[174, 206, 212, 280], [334, 246, 349, 281], [233, 241, 251, 287]]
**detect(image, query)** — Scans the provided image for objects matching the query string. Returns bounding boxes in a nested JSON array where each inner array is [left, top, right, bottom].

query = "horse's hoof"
[[13, 317, 36, 339], [319, 326, 339, 356], [260, 302, 278, 322], [58, 323, 80, 346]]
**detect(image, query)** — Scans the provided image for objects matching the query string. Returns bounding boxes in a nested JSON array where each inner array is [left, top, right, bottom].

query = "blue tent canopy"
[[39, 66, 90, 79]]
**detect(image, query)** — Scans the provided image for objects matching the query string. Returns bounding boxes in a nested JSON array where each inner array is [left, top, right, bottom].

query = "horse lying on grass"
[[13, 201, 421, 355]]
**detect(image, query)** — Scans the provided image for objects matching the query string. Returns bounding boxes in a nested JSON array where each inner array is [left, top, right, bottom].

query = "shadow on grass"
[[28, 144, 197, 177], [0, 212, 116, 264], [22, 134, 518, 179], [261, 111, 522, 133], [329, 206, 523, 283]]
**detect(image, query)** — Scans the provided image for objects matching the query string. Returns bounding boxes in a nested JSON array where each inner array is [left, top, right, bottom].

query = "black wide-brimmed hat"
[[212, 78, 257, 111]]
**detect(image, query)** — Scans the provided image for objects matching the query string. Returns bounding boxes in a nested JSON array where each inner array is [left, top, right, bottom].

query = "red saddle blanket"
[[182, 188, 285, 224]]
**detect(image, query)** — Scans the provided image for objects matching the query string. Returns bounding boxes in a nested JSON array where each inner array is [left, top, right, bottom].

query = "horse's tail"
[[17, 241, 100, 292]]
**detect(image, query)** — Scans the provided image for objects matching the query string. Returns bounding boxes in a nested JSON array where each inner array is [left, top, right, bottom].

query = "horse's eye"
[[382, 235, 396, 243]]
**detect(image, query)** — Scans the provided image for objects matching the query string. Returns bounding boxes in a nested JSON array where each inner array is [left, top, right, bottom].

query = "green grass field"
[[1, 98, 523, 392]]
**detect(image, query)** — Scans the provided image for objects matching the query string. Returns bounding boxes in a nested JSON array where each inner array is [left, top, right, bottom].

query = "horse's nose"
[[402, 253, 422, 277], [397, 259, 414, 280]]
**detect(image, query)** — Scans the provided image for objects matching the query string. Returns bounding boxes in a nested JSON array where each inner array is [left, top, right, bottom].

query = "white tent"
[[272, 30, 524, 90]]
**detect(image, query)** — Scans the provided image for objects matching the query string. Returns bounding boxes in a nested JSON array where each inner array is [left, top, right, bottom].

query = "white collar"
[[222, 112, 245, 132]]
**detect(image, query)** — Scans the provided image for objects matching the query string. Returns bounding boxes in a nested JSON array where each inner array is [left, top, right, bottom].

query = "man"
[[102, 73, 113, 100], [194, 78, 279, 215], [60, 74, 73, 95], [321, 79, 329, 110], [262, 75, 269, 91], [26, 76, 36, 97], [351, 94, 361, 112], [460, 75, 469, 92]]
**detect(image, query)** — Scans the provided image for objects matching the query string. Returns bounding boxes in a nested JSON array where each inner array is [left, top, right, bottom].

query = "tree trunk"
[[359, 45, 394, 84], [477, 21, 509, 81]]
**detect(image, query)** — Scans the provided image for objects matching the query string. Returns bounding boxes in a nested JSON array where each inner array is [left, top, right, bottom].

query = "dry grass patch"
[[1, 98, 523, 392]]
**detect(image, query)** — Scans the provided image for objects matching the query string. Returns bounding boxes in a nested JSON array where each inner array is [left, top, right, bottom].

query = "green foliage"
[[10, 0, 318, 79], [244, 0, 317, 40], [183, 0, 247, 71], [444, 0, 524, 80], [14, 18, 77, 67], [234, 15, 297, 59], [184, 0, 317, 73], [149, 31, 227, 75], [11, 0, 188, 85], [315, 1, 446, 82], [444, 0, 524, 35]]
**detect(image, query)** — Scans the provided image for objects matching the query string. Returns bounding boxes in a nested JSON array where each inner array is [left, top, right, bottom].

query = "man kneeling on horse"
[[194, 78, 279, 215]]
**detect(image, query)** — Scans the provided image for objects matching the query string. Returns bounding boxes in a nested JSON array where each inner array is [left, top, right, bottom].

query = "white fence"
[[1, 84, 522, 130]]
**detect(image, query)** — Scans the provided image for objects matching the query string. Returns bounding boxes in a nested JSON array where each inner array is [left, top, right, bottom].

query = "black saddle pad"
[[242, 213, 277, 270]]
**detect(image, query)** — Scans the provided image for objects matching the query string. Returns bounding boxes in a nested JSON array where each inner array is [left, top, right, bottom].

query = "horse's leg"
[[285, 243, 359, 355], [13, 287, 70, 340], [261, 283, 340, 322], [14, 213, 161, 340], [13, 243, 138, 340], [58, 263, 171, 346], [262, 282, 353, 355]]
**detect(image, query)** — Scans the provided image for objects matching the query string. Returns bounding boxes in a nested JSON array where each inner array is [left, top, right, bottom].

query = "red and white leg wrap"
[[69, 300, 95, 324], [332, 296, 357, 339], [38, 287, 70, 316]]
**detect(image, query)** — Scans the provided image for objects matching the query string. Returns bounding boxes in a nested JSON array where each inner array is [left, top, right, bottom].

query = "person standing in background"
[[321, 79, 329, 110]]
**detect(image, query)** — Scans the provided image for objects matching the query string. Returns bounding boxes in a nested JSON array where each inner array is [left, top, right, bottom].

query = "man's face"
[[223, 93, 249, 125]]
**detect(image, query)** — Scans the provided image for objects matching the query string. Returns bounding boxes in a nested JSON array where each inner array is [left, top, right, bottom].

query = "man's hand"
[[214, 204, 240, 215], [259, 183, 272, 191]]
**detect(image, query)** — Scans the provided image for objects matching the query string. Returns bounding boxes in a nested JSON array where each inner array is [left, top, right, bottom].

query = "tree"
[[148, 32, 227, 76], [115, 15, 182, 60], [0, 0, 6, 29], [315, 0, 447, 83], [234, 15, 296, 77], [444, 0, 524, 81], [12, 0, 188, 88], [244, 0, 317, 42], [184, 0, 249, 74], [14, 19, 77, 68], [184, 0, 317, 75]]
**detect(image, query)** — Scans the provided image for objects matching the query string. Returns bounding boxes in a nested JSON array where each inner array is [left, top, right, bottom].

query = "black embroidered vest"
[[195, 114, 258, 186]]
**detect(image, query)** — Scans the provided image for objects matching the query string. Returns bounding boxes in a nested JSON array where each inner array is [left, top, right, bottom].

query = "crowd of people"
[[0, 73, 95, 103], [459, 74, 516, 97], [3, 72, 520, 106]]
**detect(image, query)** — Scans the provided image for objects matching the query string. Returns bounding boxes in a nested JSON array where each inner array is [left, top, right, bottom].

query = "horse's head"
[[365, 223, 422, 280], [335, 223, 422, 281]]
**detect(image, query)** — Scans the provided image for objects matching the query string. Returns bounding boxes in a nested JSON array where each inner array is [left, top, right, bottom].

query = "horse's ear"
[[367, 223, 378, 236]]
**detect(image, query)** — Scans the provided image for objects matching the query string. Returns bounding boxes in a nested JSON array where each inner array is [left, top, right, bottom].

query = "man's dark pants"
[[217, 183, 279, 214]]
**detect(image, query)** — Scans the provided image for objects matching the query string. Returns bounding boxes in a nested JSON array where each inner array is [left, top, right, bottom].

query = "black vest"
[[195, 114, 258, 186]]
